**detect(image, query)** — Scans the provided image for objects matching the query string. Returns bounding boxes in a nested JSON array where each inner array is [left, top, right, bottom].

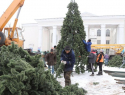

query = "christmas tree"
[[0, 42, 87, 95], [55, 0, 88, 75]]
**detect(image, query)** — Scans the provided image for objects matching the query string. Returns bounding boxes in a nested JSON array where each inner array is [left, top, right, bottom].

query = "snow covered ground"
[[57, 66, 125, 95]]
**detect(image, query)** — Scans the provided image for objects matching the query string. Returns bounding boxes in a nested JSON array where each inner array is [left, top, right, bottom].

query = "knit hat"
[[91, 48, 95, 52], [64, 46, 71, 50], [88, 39, 91, 42], [50, 49, 53, 52], [100, 49, 103, 52]]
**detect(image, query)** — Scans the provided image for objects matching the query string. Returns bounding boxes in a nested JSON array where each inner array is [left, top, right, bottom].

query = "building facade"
[[22, 12, 125, 53]]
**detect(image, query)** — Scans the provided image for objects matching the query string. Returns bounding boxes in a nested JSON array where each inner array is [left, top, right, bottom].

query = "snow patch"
[[57, 66, 125, 95]]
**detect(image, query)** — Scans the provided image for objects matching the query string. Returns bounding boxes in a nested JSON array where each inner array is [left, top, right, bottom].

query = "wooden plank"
[[122, 87, 125, 90], [108, 73, 125, 78], [115, 79, 125, 81], [104, 70, 125, 74], [116, 81, 125, 84]]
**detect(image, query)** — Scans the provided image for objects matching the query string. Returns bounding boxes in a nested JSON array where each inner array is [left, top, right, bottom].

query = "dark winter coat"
[[46, 53, 56, 65], [53, 48, 57, 55], [88, 52, 96, 63], [60, 49, 75, 72], [82, 40, 92, 52]]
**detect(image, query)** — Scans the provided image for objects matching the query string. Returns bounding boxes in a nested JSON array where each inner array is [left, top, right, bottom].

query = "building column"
[[38, 26, 43, 51], [52, 26, 57, 47], [85, 25, 88, 41], [116, 27, 119, 44], [101, 24, 106, 44], [118, 24, 124, 44]]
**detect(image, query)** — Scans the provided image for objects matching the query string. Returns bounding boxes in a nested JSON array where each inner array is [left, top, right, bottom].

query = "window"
[[106, 40, 110, 44], [106, 49, 109, 54], [106, 29, 110, 37], [91, 38, 96, 44], [97, 29, 101, 36], [97, 40, 101, 44]]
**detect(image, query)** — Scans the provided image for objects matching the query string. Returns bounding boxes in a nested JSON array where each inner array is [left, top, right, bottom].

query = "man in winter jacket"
[[53, 46, 57, 55], [60, 46, 75, 86], [82, 39, 92, 52], [87, 49, 96, 76], [46, 49, 56, 74], [96, 50, 104, 75], [104, 53, 110, 66]]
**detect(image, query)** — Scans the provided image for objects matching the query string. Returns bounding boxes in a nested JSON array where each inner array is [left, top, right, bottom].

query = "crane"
[[91, 44, 125, 54], [0, 0, 25, 47]]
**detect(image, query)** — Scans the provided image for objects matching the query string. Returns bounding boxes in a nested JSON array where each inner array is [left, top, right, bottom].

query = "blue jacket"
[[60, 49, 75, 72], [82, 40, 92, 52]]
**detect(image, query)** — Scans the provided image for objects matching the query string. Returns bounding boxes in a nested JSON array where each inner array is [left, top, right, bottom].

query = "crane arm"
[[10, 6, 22, 39], [91, 44, 125, 54], [0, 0, 25, 32]]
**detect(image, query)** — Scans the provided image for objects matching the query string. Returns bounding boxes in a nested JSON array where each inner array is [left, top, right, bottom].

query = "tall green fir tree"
[[55, 1, 89, 75]]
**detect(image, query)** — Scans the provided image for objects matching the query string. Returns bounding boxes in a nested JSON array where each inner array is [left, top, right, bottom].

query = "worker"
[[37, 50, 41, 55], [95, 50, 99, 70], [60, 46, 75, 86], [104, 53, 110, 66], [46, 49, 56, 75], [53, 45, 57, 54], [43, 51, 47, 67], [87, 49, 96, 76], [96, 50, 104, 75], [82, 39, 92, 53]]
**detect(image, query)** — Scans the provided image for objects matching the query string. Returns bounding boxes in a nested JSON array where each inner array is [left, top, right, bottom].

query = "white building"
[[22, 12, 125, 53]]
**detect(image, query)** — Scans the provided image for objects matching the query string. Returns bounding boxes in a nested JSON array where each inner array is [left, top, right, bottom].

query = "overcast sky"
[[0, 0, 125, 27]]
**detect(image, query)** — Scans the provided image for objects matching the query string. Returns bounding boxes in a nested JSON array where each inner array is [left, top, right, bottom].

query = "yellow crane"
[[0, 0, 25, 47], [91, 44, 125, 54]]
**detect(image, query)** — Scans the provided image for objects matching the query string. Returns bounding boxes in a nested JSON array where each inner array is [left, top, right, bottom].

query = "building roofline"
[[22, 23, 38, 27], [35, 15, 125, 21]]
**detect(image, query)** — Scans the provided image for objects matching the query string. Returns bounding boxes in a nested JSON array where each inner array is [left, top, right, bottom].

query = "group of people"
[[83, 39, 110, 76], [42, 45, 75, 87], [88, 49, 104, 76], [41, 39, 110, 87]]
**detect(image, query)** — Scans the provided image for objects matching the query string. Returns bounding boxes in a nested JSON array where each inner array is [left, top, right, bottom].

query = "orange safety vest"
[[96, 54, 104, 62]]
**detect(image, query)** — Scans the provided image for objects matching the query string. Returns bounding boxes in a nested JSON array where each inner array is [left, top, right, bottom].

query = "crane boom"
[[0, 0, 25, 32], [91, 44, 125, 54]]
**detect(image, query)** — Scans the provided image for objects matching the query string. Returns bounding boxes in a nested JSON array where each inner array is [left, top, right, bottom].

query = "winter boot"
[[90, 74, 94, 76], [97, 71, 103, 75], [96, 71, 100, 75], [100, 71, 103, 75]]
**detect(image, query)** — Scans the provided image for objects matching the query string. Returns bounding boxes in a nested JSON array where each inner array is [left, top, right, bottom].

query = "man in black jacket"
[[96, 50, 104, 75], [87, 49, 96, 76]]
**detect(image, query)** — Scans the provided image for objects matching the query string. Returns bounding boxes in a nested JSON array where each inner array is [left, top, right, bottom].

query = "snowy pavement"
[[57, 66, 125, 95]]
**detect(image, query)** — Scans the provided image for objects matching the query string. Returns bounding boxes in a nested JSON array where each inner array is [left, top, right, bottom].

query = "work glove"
[[61, 61, 66, 64], [45, 62, 48, 65]]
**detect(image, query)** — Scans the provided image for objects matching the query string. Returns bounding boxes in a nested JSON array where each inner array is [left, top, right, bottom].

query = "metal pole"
[[16, 7, 22, 19]]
